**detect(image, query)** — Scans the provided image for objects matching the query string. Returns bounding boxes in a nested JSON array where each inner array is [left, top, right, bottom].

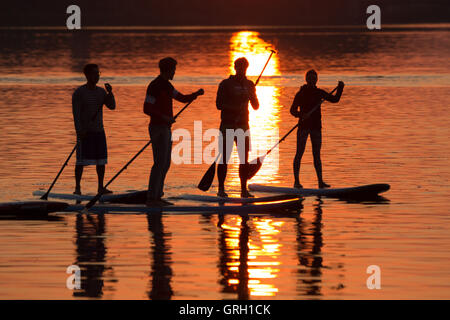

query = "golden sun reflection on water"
[[220, 216, 284, 297], [229, 31, 280, 77], [226, 31, 282, 191]]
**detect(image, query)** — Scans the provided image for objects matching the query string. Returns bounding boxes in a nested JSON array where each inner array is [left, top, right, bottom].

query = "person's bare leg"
[[239, 136, 253, 198], [217, 130, 230, 197], [311, 130, 330, 189], [96, 165, 112, 194], [157, 127, 173, 205], [293, 129, 308, 188], [217, 164, 228, 197], [75, 165, 83, 195]]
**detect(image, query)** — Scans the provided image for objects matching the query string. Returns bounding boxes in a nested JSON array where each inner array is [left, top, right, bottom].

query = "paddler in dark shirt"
[[72, 63, 116, 195], [144, 57, 203, 206], [290, 69, 344, 189], [216, 57, 259, 198]]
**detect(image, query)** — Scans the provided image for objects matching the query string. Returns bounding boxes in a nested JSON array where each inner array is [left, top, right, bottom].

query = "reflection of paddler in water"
[[143, 57, 204, 207], [146, 213, 173, 300], [72, 64, 116, 196], [73, 213, 107, 298], [217, 214, 250, 299], [217, 204, 304, 298], [216, 57, 260, 198], [290, 70, 344, 189], [295, 198, 324, 296]]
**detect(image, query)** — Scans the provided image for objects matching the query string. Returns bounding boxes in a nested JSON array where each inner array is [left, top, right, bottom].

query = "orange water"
[[0, 26, 449, 299]]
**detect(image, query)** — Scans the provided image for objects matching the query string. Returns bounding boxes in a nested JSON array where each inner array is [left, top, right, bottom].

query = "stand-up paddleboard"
[[62, 198, 302, 215], [249, 183, 390, 199], [33, 190, 147, 204], [33, 190, 96, 201], [0, 201, 68, 217], [33, 190, 300, 204], [172, 193, 300, 204]]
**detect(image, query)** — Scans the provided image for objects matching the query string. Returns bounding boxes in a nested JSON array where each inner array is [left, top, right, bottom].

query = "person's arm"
[[248, 81, 259, 110], [216, 80, 240, 111], [72, 89, 84, 136], [216, 80, 229, 111], [104, 83, 116, 110], [322, 81, 344, 103], [143, 86, 158, 117], [290, 92, 302, 118], [174, 88, 204, 103]]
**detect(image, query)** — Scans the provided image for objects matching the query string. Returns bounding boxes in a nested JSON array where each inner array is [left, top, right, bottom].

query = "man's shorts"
[[76, 131, 108, 166]]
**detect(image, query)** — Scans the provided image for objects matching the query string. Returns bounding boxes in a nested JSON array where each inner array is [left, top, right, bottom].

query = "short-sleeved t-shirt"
[[72, 85, 109, 133], [144, 75, 179, 126]]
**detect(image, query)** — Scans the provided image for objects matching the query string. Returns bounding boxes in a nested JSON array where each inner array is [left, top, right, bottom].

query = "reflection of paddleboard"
[[63, 198, 302, 215], [0, 201, 68, 217], [249, 183, 390, 199]]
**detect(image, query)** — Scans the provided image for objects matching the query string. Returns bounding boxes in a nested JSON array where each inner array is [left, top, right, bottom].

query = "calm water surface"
[[0, 25, 449, 299]]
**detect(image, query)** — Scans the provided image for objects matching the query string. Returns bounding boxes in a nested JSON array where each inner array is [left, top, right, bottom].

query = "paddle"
[[40, 145, 77, 200], [40, 102, 104, 200], [255, 50, 276, 87], [197, 50, 276, 192], [82, 98, 199, 211], [246, 85, 339, 180]]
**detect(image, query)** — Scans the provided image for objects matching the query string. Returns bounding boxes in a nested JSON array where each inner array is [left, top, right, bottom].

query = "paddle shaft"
[[255, 50, 275, 86], [84, 100, 194, 209]]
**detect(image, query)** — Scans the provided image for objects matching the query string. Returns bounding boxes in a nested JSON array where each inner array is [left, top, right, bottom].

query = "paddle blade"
[[247, 156, 265, 180], [198, 162, 216, 191], [40, 193, 49, 200]]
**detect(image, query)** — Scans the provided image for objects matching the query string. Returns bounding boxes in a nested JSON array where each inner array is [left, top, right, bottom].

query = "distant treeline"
[[1, 0, 449, 26]]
